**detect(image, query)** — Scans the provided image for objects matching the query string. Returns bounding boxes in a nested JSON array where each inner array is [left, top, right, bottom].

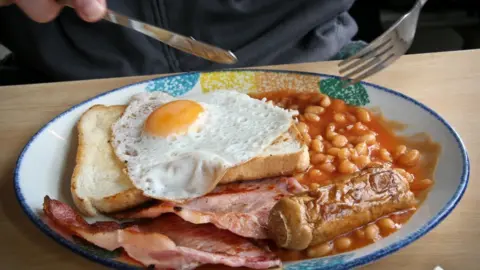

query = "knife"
[[55, 0, 238, 64]]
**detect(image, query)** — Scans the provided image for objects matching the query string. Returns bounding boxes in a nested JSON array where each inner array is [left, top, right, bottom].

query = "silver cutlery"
[[57, 0, 238, 65], [338, 0, 428, 87]]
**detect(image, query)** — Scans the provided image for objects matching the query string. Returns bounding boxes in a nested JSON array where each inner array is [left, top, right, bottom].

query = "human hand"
[[0, 0, 106, 23]]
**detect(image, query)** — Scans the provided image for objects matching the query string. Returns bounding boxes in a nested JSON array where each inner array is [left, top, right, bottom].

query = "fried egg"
[[111, 90, 297, 201]]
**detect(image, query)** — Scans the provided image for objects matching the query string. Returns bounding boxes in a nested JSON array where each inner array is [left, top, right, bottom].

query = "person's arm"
[[0, 0, 106, 23]]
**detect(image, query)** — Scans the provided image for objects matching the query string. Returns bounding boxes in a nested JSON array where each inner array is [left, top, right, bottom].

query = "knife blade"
[[57, 0, 238, 64]]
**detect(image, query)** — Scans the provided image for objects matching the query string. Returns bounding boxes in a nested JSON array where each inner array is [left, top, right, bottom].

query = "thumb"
[[72, 0, 106, 22]]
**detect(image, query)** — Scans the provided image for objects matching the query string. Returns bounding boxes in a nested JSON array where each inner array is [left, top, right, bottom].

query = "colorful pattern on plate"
[[200, 71, 256, 93], [146, 73, 200, 96], [145, 71, 371, 107], [320, 78, 370, 106], [285, 253, 355, 270], [200, 71, 320, 94], [255, 72, 320, 93]]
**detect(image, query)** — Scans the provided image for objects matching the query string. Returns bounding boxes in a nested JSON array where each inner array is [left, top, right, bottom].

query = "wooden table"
[[0, 50, 478, 270]]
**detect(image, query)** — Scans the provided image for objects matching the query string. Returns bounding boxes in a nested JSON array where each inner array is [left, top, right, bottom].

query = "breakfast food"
[[44, 197, 281, 270], [71, 105, 150, 216], [71, 95, 308, 216], [42, 88, 439, 269], [111, 91, 299, 201], [268, 164, 417, 250], [114, 177, 306, 239]]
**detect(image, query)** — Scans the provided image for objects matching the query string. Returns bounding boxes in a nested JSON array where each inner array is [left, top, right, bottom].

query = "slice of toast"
[[220, 125, 309, 184], [71, 105, 309, 216], [71, 105, 150, 217]]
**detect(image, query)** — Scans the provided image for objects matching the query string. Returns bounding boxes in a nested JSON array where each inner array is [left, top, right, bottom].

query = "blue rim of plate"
[[13, 69, 470, 270]]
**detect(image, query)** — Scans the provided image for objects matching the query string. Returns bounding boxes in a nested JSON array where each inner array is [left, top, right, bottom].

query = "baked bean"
[[346, 113, 357, 123], [393, 145, 407, 158], [333, 113, 347, 123], [338, 148, 350, 160], [319, 162, 336, 173], [303, 133, 312, 146], [355, 229, 365, 239], [355, 142, 368, 156], [354, 155, 371, 169], [352, 122, 368, 134], [356, 108, 371, 123], [365, 224, 380, 241], [326, 130, 338, 141], [289, 104, 299, 110], [305, 105, 325, 115], [305, 113, 320, 122], [394, 168, 414, 182], [411, 178, 433, 191], [332, 135, 348, 148], [334, 237, 352, 251], [347, 143, 354, 148], [379, 148, 393, 162], [338, 160, 358, 174], [323, 141, 333, 150], [357, 134, 376, 145], [370, 142, 381, 151], [298, 115, 306, 122], [296, 122, 309, 134], [338, 128, 346, 133], [349, 148, 359, 159], [327, 147, 341, 156], [320, 96, 331, 107], [307, 243, 333, 258], [311, 93, 324, 103], [315, 135, 324, 141], [377, 217, 396, 231], [309, 183, 320, 190], [397, 149, 420, 167], [308, 169, 323, 179], [312, 153, 327, 164], [331, 99, 346, 112], [325, 155, 335, 163], [311, 139, 325, 153]]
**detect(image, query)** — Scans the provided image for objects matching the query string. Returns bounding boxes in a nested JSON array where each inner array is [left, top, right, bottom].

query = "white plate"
[[14, 70, 469, 270]]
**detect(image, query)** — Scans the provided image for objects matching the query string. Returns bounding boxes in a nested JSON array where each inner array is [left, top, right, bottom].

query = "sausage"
[[267, 164, 417, 250]]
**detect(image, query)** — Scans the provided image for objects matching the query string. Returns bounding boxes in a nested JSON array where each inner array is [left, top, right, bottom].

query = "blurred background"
[[1, 0, 479, 62], [350, 0, 480, 54]]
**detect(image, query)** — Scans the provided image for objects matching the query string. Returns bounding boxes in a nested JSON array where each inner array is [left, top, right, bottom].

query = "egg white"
[[111, 90, 297, 201]]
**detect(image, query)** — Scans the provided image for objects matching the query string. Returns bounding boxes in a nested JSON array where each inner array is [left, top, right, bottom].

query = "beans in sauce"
[[251, 91, 436, 261]]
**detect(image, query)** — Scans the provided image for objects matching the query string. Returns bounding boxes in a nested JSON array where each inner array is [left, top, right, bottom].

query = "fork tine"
[[340, 43, 395, 80], [342, 54, 397, 88], [338, 38, 393, 74], [338, 34, 392, 67]]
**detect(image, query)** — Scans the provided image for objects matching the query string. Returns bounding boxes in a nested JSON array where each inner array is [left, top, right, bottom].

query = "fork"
[[338, 0, 428, 87]]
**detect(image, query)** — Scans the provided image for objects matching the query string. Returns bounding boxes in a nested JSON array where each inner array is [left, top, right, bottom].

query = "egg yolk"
[[144, 100, 204, 137]]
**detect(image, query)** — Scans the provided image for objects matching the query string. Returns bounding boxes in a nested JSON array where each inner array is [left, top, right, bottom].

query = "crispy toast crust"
[[71, 105, 150, 216]]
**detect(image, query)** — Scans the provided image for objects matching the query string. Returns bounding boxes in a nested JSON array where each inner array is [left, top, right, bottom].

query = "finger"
[[15, 0, 63, 23], [71, 0, 106, 22]]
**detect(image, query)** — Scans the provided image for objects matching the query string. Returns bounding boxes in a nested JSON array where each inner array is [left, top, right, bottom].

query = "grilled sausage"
[[268, 164, 417, 250]]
